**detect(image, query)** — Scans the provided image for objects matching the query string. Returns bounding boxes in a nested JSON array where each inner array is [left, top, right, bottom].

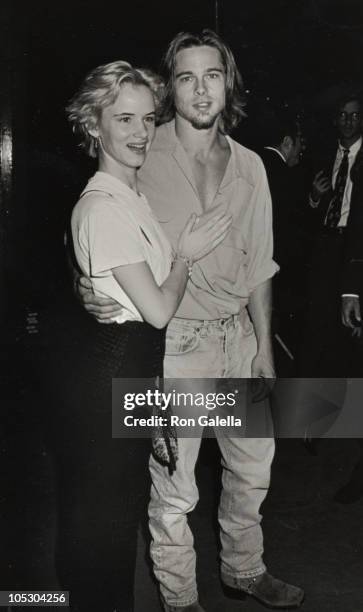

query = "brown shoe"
[[222, 571, 304, 609]]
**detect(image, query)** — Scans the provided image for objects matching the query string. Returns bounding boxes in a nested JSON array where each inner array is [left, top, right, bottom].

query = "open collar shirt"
[[139, 120, 278, 320]]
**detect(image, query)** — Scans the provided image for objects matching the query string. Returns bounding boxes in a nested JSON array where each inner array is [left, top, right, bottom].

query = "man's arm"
[[78, 276, 125, 323], [247, 278, 275, 379], [341, 259, 363, 337], [341, 198, 363, 336]]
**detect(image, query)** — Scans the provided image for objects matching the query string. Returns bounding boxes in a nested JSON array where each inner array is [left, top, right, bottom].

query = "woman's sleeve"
[[82, 201, 145, 276]]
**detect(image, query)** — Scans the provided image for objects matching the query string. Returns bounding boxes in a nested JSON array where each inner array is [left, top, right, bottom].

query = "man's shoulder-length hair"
[[159, 29, 247, 134]]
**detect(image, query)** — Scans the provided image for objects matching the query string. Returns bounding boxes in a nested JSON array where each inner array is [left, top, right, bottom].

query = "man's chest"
[[187, 150, 230, 210], [140, 148, 254, 242]]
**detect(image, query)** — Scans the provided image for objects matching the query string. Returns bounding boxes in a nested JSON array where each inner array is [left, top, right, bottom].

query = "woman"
[[54, 61, 231, 612]]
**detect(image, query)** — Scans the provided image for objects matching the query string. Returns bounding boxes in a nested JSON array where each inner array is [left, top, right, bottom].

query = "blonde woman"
[[55, 60, 231, 612]]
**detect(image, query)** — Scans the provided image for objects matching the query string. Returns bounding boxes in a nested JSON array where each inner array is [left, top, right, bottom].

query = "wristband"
[[173, 252, 193, 277]]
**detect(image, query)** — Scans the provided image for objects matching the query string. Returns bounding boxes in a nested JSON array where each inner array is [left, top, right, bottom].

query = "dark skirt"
[[50, 315, 166, 612]]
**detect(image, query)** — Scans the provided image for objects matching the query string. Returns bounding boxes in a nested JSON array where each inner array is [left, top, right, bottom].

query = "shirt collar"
[[152, 120, 179, 152], [81, 171, 144, 201], [338, 136, 362, 156], [152, 119, 241, 189], [264, 146, 287, 163]]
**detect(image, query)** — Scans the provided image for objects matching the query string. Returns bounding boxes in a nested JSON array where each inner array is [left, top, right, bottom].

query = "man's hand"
[[247, 279, 275, 401], [342, 295, 362, 338], [310, 170, 331, 203], [77, 276, 124, 323]]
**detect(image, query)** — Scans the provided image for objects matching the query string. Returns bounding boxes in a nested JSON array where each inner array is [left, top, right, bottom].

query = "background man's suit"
[[299, 141, 363, 376], [259, 147, 310, 369], [341, 151, 363, 373]]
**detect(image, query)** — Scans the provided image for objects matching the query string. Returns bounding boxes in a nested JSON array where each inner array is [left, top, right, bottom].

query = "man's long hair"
[[159, 29, 247, 134]]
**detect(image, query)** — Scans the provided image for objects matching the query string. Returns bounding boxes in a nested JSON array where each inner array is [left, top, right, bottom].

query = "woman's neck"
[[98, 157, 138, 193]]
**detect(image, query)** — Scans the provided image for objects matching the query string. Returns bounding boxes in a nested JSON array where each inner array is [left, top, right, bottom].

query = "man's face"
[[336, 100, 362, 145], [173, 45, 226, 130]]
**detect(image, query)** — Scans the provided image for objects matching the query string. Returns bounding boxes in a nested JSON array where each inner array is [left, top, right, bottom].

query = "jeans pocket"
[[239, 309, 255, 337], [165, 325, 200, 356]]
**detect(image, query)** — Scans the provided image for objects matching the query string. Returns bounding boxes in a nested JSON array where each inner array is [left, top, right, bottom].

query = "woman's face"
[[91, 83, 156, 170]]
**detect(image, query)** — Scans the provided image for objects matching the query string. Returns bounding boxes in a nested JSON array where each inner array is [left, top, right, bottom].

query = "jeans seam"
[[221, 566, 266, 581], [162, 591, 199, 609]]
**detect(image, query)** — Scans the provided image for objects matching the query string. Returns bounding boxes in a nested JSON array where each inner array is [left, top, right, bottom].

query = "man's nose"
[[194, 77, 206, 96]]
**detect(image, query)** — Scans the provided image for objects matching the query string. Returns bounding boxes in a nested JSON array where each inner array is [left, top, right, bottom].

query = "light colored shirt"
[[139, 120, 278, 320], [264, 146, 287, 163], [310, 137, 362, 226], [71, 171, 173, 323]]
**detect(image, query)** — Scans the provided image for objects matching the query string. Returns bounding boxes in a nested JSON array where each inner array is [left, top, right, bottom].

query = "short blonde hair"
[[66, 60, 165, 158]]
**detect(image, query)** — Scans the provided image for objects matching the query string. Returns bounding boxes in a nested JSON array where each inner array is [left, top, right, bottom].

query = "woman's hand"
[[177, 211, 232, 262], [76, 209, 232, 328]]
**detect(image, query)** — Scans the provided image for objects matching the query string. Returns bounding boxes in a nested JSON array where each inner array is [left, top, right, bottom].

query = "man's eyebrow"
[[175, 70, 193, 78], [175, 67, 224, 78]]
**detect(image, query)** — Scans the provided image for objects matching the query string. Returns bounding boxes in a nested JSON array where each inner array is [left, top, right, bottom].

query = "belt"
[[173, 313, 240, 330]]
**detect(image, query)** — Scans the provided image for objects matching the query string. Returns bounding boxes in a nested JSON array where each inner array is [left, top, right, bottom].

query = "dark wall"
[[3, 0, 363, 316], [5, 0, 217, 320]]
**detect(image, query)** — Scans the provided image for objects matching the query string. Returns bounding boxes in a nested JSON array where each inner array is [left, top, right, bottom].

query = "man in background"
[[259, 111, 308, 372], [299, 93, 363, 376]]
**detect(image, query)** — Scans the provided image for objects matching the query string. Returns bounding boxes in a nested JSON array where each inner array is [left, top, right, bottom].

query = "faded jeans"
[[148, 310, 275, 608]]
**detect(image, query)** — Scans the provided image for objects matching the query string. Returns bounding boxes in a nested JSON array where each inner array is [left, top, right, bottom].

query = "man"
[[259, 112, 305, 266], [335, 153, 363, 504], [260, 115, 306, 328], [80, 30, 304, 611], [259, 113, 308, 371], [299, 93, 363, 376], [341, 170, 363, 348]]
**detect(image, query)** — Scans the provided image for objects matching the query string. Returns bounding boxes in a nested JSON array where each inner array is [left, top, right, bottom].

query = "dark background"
[[1, 0, 363, 316], [1, 2, 363, 607], [2, 0, 363, 318]]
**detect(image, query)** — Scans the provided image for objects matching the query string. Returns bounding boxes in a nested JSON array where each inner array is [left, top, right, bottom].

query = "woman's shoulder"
[[72, 188, 113, 220], [72, 190, 136, 237]]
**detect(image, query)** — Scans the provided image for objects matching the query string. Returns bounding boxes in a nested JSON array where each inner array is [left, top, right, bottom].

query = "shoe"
[[222, 571, 304, 609], [163, 603, 206, 612]]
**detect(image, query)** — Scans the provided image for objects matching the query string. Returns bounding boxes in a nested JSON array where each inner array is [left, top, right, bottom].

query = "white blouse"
[[71, 171, 173, 323]]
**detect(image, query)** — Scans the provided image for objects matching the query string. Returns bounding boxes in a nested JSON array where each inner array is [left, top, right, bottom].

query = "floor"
[[2, 402, 363, 612]]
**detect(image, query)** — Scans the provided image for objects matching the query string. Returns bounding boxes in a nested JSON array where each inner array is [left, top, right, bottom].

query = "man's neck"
[[339, 133, 362, 149], [174, 113, 225, 157]]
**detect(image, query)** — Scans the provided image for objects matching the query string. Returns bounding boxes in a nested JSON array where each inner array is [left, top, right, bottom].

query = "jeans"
[[148, 310, 275, 607]]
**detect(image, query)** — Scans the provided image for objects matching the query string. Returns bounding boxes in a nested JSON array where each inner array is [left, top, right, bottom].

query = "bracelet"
[[173, 252, 193, 277]]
